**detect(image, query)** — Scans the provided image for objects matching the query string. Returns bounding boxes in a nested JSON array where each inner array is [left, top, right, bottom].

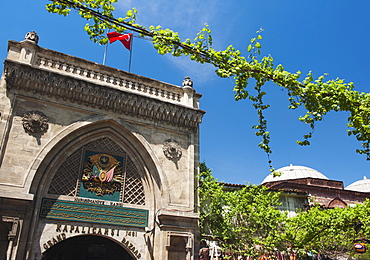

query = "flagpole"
[[106, 31, 134, 71], [103, 29, 110, 65], [128, 32, 133, 73], [102, 42, 109, 65]]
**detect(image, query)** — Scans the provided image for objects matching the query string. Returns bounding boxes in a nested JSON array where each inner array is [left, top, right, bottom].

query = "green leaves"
[[200, 164, 370, 258], [283, 203, 370, 259], [47, 0, 139, 45], [46, 0, 370, 163], [198, 163, 287, 258]]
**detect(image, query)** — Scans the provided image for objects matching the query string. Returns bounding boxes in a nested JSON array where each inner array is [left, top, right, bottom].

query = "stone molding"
[[4, 60, 204, 131], [6, 39, 202, 109], [36, 53, 182, 103]]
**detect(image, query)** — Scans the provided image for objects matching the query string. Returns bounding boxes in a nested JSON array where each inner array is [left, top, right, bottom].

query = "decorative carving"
[[48, 138, 146, 205], [36, 54, 181, 102], [163, 139, 182, 162], [24, 31, 39, 44], [5, 61, 205, 131], [22, 111, 48, 134], [1, 216, 19, 241], [182, 76, 193, 88]]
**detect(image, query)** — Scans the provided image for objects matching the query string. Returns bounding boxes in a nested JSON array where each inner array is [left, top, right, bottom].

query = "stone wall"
[[0, 32, 204, 260]]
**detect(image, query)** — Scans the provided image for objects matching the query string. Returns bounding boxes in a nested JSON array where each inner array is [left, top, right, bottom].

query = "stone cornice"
[[4, 60, 205, 131], [268, 181, 370, 200], [6, 40, 202, 108]]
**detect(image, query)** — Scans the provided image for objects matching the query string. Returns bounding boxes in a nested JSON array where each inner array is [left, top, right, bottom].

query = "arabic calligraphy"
[[40, 198, 148, 227]]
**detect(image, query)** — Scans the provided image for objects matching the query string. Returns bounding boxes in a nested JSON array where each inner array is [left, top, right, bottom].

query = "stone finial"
[[24, 31, 39, 44], [182, 76, 193, 88]]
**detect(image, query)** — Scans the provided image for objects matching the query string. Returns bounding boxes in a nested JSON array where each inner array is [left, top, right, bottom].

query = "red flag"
[[107, 32, 133, 50]]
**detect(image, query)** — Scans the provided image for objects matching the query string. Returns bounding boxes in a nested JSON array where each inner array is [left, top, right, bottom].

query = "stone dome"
[[262, 164, 328, 183], [345, 177, 370, 192]]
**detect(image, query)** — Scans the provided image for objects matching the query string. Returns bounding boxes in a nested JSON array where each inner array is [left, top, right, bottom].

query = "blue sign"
[[40, 198, 148, 227]]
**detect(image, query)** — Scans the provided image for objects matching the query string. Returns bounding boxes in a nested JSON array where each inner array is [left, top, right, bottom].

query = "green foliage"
[[46, 0, 370, 169], [46, 0, 140, 44], [43, 2, 370, 258], [199, 163, 370, 259], [283, 201, 370, 259], [198, 163, 287, 258]]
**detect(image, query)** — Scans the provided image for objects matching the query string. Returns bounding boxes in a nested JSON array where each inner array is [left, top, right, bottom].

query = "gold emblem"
[[81, 153, 123, 196]]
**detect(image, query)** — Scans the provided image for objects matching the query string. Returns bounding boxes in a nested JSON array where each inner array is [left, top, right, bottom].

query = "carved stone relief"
[[163, 139, 182, 162], [5, 61, 204, 131], [22, 110, 49, 135], [1, 216, 19, 241]]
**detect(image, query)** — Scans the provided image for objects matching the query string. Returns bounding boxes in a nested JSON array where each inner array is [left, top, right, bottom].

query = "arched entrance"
[[28, 121, 159, 259], [42, 235, 135, 260]]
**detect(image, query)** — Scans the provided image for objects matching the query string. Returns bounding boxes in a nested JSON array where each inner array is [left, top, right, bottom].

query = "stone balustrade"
[[4, 37, 205, 131], [36, 55, 182, 103], [6, 37, 202, 110]]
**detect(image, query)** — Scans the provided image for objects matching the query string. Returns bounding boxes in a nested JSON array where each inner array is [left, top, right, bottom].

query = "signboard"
[[40, 198, 148, 227]]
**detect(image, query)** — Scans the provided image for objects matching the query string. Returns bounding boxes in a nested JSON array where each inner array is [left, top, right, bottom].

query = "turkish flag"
[[107, 32, 133, 50]]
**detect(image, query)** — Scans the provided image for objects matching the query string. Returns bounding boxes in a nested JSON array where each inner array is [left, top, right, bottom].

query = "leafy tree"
[[199, 163, 370, 259], [45, 2, 370, 257], [41, 2, 370, 258], [46, 0, 370, 173], [283, 201, 370, 259], [199, 163, 287, 258]]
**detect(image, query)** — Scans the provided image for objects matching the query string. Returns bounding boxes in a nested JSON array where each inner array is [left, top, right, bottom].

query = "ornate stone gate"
[[0, 32, 204, 260]]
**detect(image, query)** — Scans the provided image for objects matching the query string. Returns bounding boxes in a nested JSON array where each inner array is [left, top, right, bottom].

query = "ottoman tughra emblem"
[[163, 139, 182, 162], [22, 111, 49, 134], [81, 153, 123, 196]]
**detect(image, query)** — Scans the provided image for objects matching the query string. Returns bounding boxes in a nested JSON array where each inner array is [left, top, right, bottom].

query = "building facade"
[[263, 164, 370, 216], [0, 32, 205, 260]]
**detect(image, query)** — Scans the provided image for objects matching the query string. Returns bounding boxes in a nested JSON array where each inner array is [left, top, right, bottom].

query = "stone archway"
[[327, 197, 347, 208], [25, 120, 162, 259], [42, 235, 135, 260]]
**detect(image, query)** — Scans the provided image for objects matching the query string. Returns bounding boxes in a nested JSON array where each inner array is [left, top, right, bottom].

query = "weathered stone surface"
[[0, 35, 204, 259]]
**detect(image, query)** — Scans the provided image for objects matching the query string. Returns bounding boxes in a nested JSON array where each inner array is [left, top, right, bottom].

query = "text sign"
[[40, 198, 148, 227]]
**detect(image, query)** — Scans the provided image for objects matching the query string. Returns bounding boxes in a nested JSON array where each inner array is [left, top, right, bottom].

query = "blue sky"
[[2, 1, 370, 186]]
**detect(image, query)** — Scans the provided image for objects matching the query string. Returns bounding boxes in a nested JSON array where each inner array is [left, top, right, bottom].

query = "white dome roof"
[[345, 176, 370, 192], [262, 164, 328, 183]]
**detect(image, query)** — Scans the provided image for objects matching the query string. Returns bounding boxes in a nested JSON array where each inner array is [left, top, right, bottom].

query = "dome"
[[262, 164, 328, 183], [345, 176, 370, 192]]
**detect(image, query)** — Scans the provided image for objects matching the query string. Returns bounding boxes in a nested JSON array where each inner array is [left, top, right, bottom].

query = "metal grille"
[[123, 157, 145, 205], [48, 137, 145, 205], [48, 147, 83, 196], [84, 138, 126, 153]]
